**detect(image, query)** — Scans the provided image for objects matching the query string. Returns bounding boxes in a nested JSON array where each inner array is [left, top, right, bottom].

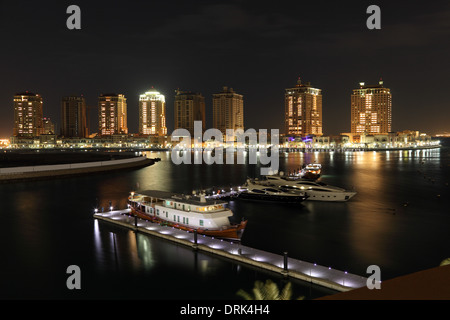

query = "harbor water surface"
[[1, 139, 449, 299]]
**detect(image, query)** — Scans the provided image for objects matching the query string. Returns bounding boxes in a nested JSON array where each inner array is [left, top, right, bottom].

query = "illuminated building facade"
[[98, 93, 128, 136], [285, 78, 322, 137], [43, 117, 55, 134], [212, 86, 244, 136], [174, 90, 205, 136], [61, 96, 88, 137], [139, 90, 167, 136], [351, 80, 392, 135], [13, 92, 44, 137]]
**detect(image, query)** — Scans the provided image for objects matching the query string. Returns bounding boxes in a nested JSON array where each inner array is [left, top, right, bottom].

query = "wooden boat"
[[128, 190, 247, 241]]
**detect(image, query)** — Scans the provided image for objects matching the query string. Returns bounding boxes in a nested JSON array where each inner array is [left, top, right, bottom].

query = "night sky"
[[1, 0, 449, 138]]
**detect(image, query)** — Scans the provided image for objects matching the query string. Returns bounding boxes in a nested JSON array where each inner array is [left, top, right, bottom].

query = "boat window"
[[263, 188, 279, 192], [311, 188, 331, 192], [251, 189, 265, 193]]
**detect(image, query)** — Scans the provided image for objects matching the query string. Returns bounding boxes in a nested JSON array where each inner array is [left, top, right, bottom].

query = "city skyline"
[[2, 77, 440, 139], [1, 1, 449, 138]]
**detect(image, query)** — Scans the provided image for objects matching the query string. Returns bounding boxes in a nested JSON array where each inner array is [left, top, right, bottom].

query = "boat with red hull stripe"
[[128, 190, 247, 241]]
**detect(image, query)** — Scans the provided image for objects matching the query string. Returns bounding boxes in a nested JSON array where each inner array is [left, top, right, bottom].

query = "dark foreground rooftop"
[[318, 264, 450, 300]]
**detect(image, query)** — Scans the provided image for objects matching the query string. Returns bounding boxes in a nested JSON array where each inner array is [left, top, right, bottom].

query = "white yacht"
[[238, 179, 308, 203], [260, 175, 357, 202], [301, 163, 322, 179]]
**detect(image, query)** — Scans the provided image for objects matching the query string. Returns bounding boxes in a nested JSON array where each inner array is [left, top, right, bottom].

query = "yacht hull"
[[238, 192, 308, 203], [305, 191, 357, 202]]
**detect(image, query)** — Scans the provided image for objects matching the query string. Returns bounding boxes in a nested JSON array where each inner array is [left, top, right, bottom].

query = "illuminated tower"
[[139, 90, 167, 136], [284, 78, 322, 136], [174, 90, 205, 136], [61, 96, 88, 137], [98, 93, 128, 136], [13, 92, 44, 137], [351, 80, 392, 135], [212, 86, 244, 136]]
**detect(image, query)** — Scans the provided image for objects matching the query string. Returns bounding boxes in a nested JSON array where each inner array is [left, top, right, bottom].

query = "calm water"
[[1, 139, 449, 300]]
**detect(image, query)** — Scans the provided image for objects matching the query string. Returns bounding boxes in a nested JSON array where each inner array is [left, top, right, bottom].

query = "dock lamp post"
[[193, 230, 198, 250], [283, 252, 288, 273]]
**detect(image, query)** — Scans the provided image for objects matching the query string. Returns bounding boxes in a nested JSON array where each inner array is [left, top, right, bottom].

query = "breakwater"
[[0, 156, 154, 182]]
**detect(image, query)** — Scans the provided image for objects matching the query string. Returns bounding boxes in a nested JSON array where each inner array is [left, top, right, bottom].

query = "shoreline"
[[2, 143, 442, 154]]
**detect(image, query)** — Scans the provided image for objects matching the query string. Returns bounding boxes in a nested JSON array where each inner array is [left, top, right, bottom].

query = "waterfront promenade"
[[94, 208, 369, 293]]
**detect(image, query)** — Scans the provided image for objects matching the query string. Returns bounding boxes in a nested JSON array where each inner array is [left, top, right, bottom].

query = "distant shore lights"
[[170, 121, 279, 175]]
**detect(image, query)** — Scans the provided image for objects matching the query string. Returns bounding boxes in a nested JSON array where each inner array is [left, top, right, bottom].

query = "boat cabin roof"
[[133, 190, 227, 206]]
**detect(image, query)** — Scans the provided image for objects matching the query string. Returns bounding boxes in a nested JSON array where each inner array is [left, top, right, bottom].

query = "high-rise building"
[[98, 93, 128, 136], [174, 90, 205, 136], [13, 92, 44, 137], [351, 80, 392, 135], [43, 117, 55, 134], [139, 90, 167, 136], [212, 86, 244, 136], [284, 78, 322, 137], [61, 96, 88, 137]]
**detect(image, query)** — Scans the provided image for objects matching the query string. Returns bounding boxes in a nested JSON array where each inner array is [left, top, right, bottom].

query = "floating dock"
[[94, 208, 368, 292]]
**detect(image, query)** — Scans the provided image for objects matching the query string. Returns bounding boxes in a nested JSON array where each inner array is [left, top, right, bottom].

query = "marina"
[[2, 144, 449, 300], [94, 208, 369, 292]]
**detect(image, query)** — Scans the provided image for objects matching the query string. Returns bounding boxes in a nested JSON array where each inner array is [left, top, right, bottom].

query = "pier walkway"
[[94, 209, 369, 292]]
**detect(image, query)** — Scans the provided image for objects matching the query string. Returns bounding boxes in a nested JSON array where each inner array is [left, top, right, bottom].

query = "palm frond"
[[236, 289, 253, 300], [279, 282, 293, 300], [236, 279, 305, 300], [440, 258, 450, 266]]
